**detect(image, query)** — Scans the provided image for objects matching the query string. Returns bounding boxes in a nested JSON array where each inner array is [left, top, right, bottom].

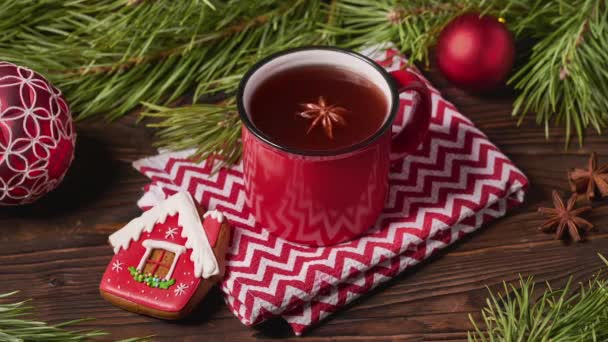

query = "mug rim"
[[237, 46, 400, 157]]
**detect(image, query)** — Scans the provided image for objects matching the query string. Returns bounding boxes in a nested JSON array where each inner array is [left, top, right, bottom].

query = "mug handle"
[[389, 70, 432, 161]]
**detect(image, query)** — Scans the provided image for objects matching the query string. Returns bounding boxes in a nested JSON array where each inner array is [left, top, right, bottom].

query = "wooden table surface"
[[2, 67, 607, 342]]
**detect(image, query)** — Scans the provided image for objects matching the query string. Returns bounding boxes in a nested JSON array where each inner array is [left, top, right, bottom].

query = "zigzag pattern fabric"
[[133, 47, 528, 335]]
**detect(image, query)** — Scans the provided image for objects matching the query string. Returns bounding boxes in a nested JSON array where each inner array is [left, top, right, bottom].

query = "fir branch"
[[1, 0, 608, 161], [0, 0, 327, 120], [315, 0, 608, 146], [0, 291, 149, 341], [320, 0, 480, 66], [468, 255, 608, 341], [509, 0, 608, 146], [63, 2, 287, 76], [141, 102, 241, 169]]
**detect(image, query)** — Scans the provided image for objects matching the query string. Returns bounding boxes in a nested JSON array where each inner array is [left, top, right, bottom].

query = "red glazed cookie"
[[99, 191, 230, 319]]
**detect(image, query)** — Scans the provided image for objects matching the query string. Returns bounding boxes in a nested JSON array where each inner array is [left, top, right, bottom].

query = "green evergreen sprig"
[[468, 254, 608, 341], [141, 101, 241, 168], [320, 0, 478, 67], [0, 291, 148, 341], [0, 0, 326, 120], [509, 0, 608, 145], [324, 0, 608, 146], [1, 0, 607, 158]]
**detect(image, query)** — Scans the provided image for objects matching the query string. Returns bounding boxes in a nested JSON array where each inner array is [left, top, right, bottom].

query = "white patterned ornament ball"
[[0, 62, 76, 206]]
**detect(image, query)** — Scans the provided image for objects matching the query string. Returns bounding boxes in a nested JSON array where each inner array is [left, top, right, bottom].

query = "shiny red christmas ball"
[[436, 13, 515, 90], [0, 62, 76, 206]]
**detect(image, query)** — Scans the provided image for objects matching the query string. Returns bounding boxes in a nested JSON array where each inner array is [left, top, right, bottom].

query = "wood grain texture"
[[2, 66, 608, 342]]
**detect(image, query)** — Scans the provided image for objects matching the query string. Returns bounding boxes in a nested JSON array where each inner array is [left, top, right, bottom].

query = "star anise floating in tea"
[[297, 96, 347, 139], [538, 190, 593, 242], [568, 152, 608, 201]]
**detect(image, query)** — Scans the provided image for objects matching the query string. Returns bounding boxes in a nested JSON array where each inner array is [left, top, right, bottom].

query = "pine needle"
[[141, 101, 241, 170], [0, 0, 326, 120], [0, 1, 607, 163], [0, 291, 150, 341], [509, 0, 608, 147], [468, 254, 608, 341]]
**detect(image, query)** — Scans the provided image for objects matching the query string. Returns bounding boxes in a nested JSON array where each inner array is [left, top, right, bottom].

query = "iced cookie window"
[[137, 239, 186, 280], [143, 249, 176, 278]]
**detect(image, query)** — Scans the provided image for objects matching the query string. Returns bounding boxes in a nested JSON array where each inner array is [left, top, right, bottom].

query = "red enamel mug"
[[238, 47, 432, 246]]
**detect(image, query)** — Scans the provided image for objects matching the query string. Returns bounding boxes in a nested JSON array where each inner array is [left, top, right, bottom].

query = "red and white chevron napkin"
[[132, 46, 528, 335]]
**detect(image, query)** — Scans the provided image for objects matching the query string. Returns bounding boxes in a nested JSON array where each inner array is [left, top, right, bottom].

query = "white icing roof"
[[108, 191, 224, 279]]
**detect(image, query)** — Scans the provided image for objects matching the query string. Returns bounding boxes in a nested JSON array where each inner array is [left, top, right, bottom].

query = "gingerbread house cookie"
[[99, 191, 230, 319]]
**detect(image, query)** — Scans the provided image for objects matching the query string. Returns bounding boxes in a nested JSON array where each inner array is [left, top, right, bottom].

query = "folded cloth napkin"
[[132, 46, 528, 335]]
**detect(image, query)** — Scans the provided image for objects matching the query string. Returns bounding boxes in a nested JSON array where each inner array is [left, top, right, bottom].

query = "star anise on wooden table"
[[568, 152, 608, 201], [297, 96, 347, 139], [538, 190, 593, 242]]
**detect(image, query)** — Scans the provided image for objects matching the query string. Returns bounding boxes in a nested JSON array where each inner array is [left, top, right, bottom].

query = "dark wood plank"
[[2, 66, 607, 342]]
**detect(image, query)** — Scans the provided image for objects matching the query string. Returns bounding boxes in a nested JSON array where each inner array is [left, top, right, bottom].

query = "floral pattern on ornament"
[[0, 61, 76, 206]]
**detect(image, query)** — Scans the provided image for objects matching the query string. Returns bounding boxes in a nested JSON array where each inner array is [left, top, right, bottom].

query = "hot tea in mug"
[[238, 47, 432, 246], [249, 65, 388, 151]]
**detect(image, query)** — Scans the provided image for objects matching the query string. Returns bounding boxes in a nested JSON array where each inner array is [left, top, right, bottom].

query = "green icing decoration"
[[127, 266, 175, 290]]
